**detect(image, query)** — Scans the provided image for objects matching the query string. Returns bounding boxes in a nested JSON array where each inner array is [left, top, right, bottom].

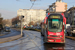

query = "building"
[[2, 19, 12, 27], [17, 9, 46, 26], [0, 17, 3, 24], [65, 7, 75, 24], [49, 0, 67, 12]]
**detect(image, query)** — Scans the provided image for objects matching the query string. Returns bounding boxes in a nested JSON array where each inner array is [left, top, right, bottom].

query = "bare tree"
[[28, 21, 34, 26], [12, 16, 20, 25]]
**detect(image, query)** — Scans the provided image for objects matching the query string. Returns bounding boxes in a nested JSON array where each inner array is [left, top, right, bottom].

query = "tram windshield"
[[48, 19, 63, 32]]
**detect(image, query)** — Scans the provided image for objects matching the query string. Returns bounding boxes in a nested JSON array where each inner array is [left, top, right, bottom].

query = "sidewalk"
[[0, 29, 22, 43], [0, 30, 10, 36]]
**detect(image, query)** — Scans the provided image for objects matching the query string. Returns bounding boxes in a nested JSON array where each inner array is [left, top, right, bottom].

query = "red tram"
[[41, 13, 66, 43]]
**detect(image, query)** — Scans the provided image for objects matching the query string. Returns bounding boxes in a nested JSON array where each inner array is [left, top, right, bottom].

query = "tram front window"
[[48, 19, 63, 32]]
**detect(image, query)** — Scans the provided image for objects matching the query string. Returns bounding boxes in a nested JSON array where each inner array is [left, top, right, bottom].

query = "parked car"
[[33, 27, 36, 29], [36, 26, 41, 29], [33, 26, 41, 29], [66, 25, 75, 36], [4, 27, 11, 32], [23, 25, 26, 28]]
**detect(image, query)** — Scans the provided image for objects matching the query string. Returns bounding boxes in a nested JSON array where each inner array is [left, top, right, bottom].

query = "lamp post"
[[19, 15, 24, 36], [30, 15, 31, 25]]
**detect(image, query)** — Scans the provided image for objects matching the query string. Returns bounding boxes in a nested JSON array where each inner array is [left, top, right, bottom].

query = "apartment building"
[[49, 0, 67, 12], [17, 9, 46, 26], [64, 7, 75, 24]]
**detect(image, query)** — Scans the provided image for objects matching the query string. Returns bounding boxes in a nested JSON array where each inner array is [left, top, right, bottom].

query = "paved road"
[[0, 30, 75, 50]]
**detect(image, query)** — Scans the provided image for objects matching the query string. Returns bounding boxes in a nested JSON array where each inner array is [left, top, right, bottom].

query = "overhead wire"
[[30, 1, 35, 9]]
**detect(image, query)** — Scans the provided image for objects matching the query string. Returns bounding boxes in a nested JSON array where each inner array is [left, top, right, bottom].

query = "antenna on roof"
[[56, 0, 62, 2]]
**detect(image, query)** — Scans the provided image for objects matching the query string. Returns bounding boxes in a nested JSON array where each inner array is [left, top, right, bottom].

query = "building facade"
[[17, 9, 46, 26], [0, 17, 3, 24], [49, 0, 67, 12], [2, 19, 12, 27], [65, 7, 75, 24]]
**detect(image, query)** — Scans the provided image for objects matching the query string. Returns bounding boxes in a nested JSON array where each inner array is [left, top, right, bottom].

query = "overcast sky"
[[0, 0, 75, 19]]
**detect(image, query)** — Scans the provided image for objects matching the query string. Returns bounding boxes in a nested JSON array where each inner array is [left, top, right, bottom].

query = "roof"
[[68, 7, 75, 11]]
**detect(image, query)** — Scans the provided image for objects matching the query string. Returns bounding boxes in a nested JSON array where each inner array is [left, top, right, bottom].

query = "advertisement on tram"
[[41, 13, 66, 43]]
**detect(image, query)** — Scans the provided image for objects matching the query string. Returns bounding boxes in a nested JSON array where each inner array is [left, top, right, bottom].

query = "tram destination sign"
[[49, 15, 62, 19]]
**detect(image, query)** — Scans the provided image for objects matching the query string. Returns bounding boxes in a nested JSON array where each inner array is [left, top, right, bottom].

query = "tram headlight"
[[60, 36, 62, 37]]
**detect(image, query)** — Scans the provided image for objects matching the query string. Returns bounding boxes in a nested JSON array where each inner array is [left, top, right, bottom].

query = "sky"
[[0, 0, 75, 19]]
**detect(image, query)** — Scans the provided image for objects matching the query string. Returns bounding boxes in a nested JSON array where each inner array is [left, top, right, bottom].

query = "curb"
[[65, 36, 75, 40]]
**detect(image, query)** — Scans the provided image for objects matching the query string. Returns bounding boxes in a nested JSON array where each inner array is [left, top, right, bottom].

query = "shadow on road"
[[44, 43, 65, 50]]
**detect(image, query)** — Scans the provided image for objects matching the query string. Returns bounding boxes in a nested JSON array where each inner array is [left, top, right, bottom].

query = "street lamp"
[[19, 15, 24, 36], [30, 15, 31, 25]]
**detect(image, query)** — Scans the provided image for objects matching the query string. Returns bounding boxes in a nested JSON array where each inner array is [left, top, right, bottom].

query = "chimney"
[[56, 0, 62, 2]]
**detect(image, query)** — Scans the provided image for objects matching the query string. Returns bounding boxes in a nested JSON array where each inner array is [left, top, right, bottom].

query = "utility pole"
[[30, 0, 36, 9], [21, 19, 22, 36], [19, 15, 24, 36], [30, 15, 31, 26], [30, 0, 41, 9]]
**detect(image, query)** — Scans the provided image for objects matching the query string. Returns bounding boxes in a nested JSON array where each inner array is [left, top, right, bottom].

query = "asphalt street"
[[0, 30, 75, 50]]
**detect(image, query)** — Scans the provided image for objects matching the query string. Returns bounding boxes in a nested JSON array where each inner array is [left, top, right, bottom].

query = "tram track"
[[25, 32, 42, 50], [28, 32, 42, 40], [12, 31, 44, 50]]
